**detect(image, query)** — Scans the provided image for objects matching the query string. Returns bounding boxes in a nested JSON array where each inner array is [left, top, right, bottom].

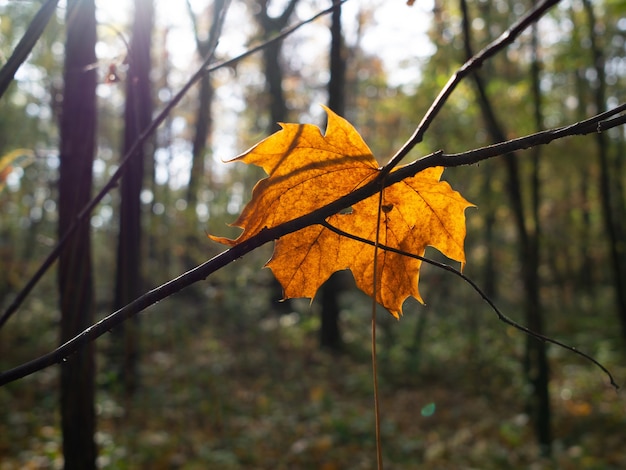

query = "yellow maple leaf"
[[211, 108, 473, 317], [210, 106, 377, 245]]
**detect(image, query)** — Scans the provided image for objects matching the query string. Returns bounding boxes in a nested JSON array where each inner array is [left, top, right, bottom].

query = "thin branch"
[[186, 0, 230, 56], [372, 184, 385, 470], [279, 0, 301, 27], [1, 0, 620, 397], [380, 0, 561, 177], [0, 1, 347, 329], [0, 0, 60, 99], [438, 104, 626, 165], [1, 107, 624, 386], [185, 0, 201, 47], [320, 222, 619, 389]]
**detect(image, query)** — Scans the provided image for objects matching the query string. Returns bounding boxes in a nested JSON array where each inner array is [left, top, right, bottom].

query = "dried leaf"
[[211, 108, 473, 316]]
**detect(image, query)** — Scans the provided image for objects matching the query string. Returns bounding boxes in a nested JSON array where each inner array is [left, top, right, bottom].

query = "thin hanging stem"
[[371, 183, 385, 470]]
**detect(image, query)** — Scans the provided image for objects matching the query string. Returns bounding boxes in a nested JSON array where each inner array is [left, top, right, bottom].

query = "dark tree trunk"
[[254, 0, 299, 133], [481, 190, 497, 299], [459, 0, 551, 454], [186, 0, 226, 208], [524, 14, 551, 454], [253, 0, 299, 313], [573, 61, 594, 292], [582, 0, 626, 340], [263, 42, 288, 132], [182, 0, 227, 278], [319, 273, 343, 350], [112, 0, 153, 395], [187, 73, 213, 207], [319, 0, 346, 351], [327, 1, 346, 115], [58, 0, 97, 468]]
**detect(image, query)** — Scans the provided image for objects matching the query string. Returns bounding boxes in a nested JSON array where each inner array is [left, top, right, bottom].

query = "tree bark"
[[524, 12, 551, 455], [186, 0, 226, 207], [253, 0, 299, 313], [58, 0, 97, 467], [112, 0, 153, 395], [319, 0, 346, 351], [459, 0, 551, 454], [582, 0, 626, 339]]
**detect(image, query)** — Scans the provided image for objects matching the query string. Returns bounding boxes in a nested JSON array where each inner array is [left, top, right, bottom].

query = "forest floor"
[[1, 288, 626, 469]]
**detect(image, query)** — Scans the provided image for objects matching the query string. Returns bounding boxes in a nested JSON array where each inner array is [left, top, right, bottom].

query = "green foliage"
[[1, 0, 626, 467]]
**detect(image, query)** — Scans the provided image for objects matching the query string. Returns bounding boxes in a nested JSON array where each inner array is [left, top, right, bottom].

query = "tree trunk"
[[524, 14, 551, 454], [253, 0, 299, 313], [582, 0, 626, 339], [459, 0, 551, 454], [182, 0, 226, 277], [186, 0, 226, 208], [263, 42, 288, 133], [319, 0, 346, 351], [112, 0, 153, 395], [254, 0, 299, 133], [58, 0, 97, 467], [187, 73, 213, 207], [573, 63, 594, 293]]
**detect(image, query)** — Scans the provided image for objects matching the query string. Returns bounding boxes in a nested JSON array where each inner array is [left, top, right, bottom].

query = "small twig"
[[1, 107, 624, 385], [441, 104, 626, 165], [0, 0, 60, 99], [393, 104, 626, 178], [320, 221, 620, 390], [380, 0, 561, 177], [0, 0, 347, 329]]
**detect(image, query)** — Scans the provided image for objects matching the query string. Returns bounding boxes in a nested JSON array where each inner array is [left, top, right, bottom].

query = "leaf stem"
[[371, 183, 385, 470]]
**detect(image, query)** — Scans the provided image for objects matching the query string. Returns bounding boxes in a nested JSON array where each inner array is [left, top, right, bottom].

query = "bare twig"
[[0, 1, 347, 329], [1, 106, 624, 386], [0, 0, 61, 99], [320, 221, 619, 390], [380, 0, 561, 177], [438, 104, 626, 165]]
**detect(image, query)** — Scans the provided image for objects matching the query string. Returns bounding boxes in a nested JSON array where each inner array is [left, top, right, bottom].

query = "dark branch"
[[381, 0, 561, 177], [0, 1, 346, 329], [320, 221, 619, 389], [279, 0, 300, 27], [438, 104, 626, 165], [0, 0, 60, 99], [1, 105, 624, 385]]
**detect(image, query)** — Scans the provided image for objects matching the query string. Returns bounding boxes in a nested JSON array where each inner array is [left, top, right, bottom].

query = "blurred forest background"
[[1, 0, 626, 468]]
